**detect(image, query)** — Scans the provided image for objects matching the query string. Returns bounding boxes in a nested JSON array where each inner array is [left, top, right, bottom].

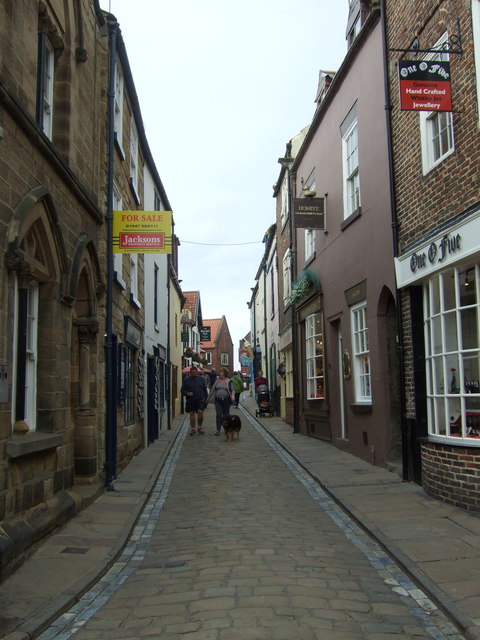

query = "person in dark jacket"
[[181, 366, 208, 435]]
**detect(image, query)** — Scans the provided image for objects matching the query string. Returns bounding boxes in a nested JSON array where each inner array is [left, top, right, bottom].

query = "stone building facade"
[[386, 0, 480, 508], [0, 0, 108, 576]]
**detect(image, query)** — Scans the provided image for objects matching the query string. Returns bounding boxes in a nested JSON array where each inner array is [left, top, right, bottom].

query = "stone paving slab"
[[1, 395, 480, 639], [240, 395, 480, 639]]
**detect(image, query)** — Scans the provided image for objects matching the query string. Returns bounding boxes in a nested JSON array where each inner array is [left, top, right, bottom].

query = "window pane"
[[461, 308, 477, 349], [444, 311, 458, 352], [443, 270, 456, 310]]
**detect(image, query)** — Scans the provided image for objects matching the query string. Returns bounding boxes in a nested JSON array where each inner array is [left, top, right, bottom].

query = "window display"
[[425, 264, 480, 440]]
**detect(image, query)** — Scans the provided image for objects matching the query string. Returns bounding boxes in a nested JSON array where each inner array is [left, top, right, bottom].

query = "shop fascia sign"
[[113, 210, 172, 253], [395, 215, 480, 287]]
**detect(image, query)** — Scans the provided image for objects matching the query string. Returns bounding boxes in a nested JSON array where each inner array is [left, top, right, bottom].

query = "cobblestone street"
[[36, 408, 465, 640]]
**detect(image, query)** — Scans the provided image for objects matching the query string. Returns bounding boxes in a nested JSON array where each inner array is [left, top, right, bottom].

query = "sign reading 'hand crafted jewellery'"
[[398, 59, 452, 111], [293, 198, 325, 229], [113, 211, 172, 253]]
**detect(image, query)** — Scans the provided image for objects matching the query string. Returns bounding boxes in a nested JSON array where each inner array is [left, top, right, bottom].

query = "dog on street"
[[222, 414, 241, 441]]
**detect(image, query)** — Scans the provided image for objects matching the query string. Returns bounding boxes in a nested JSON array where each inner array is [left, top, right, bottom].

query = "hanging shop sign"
[[293, 198, 325, 229], [398, 59, 452, 111], [113, 210, 172, 253], [200, 326, 211, 342]]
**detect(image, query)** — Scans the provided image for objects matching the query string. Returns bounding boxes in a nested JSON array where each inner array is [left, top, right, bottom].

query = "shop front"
[[395, 209, 480, 510]]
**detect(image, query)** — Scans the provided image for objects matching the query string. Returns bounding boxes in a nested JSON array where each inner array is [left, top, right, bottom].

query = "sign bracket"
[[389, 18, 463, 59]]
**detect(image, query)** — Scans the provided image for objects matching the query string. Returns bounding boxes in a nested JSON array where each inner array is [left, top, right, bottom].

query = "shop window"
[[119, 344, 135, 424], [351, 302, 371, 402], [305, 313, 324, 399], [424, 264, 480, 441], [420, 33, 454, 174]]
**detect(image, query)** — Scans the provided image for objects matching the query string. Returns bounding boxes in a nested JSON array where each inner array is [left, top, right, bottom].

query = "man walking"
[[181, 366, 208, 435]]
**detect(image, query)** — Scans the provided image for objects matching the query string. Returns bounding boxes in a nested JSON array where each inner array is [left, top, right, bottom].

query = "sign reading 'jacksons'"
[[398, 59, 452, 112]]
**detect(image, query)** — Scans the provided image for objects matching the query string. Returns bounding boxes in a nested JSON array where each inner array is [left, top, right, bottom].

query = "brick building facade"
[[386, 0, 480, 509]]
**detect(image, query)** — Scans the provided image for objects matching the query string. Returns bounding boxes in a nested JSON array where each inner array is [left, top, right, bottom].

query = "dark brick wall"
[[421, 441, 480, 511]]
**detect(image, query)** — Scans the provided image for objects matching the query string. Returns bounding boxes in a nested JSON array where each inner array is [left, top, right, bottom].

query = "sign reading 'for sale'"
[[113, 210, 173, 254], [398, 59, 452, 112]]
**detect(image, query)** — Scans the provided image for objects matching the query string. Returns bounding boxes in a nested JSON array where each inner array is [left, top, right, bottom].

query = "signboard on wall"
[[200, 326, 211, 342], [293, 198, 325, 229], [398, 60, 452, 112], [113, 210, 172, 253]]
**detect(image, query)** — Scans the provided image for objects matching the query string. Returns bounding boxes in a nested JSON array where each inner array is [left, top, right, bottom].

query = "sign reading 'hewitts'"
[[398, 59, 452, 112], [113, 211, 173, 254]]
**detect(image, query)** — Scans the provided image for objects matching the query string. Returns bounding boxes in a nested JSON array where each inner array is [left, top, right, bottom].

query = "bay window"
[[425, 264, 480, 440]]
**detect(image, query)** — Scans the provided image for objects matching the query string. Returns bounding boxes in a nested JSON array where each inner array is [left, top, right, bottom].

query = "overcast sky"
[[101, 0, 350, 368]]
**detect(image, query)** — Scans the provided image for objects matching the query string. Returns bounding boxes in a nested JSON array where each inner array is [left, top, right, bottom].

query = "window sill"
[[341, 206, 362, 231], [114, 271, 126, 290], [350, 403, 372, 414], [304, 253, 316, 268], [426, 435, 480, 447], [130, 293, 141, 310], [115, 133, 125, 161], [129, 178, 141, 205], [7, 432, 63, 458]]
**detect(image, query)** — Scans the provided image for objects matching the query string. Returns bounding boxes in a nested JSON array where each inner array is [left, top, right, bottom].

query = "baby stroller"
[[255, 384, 275, 417]]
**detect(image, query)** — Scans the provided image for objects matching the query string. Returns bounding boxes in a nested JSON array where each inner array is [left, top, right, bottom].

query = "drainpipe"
[[166, 256, 171, 430], [381, 0, 409, 480], [104, 17, 118, 490]]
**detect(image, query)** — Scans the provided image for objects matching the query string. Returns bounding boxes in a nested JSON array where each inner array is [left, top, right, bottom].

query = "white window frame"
[[282, 249, 292, 304], [305, 313, 325, 400], [305, 228, 316, 262], [130, 253, 139, 306], [221, 353, 229, 366], [113, 185, 125, 287], [205, 352, 212, 365], [12, 279, 39, 431], [39, 35, 55, 139], [420, 33, 455, 174], [351, 301, 371, 403], [424, 264, 480, 443], [114, 56, 124, 153], [342, 119, 360, 218], [280, 175, 289, 229], [473, 0, 480, 122], [130, 119, 139, 191]]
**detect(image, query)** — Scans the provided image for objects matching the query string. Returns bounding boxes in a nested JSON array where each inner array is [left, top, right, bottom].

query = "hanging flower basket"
[[290, 269, 319, 303]]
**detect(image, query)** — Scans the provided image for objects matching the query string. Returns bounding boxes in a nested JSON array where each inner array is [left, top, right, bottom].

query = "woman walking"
[[206, 367, 235, 436]]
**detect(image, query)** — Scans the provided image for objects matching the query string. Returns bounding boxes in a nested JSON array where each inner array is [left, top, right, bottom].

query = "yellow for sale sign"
[[113, 211, 172, 254]]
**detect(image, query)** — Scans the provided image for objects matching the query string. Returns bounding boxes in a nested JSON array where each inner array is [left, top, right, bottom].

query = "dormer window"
[[346, 0, 370, 48]]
